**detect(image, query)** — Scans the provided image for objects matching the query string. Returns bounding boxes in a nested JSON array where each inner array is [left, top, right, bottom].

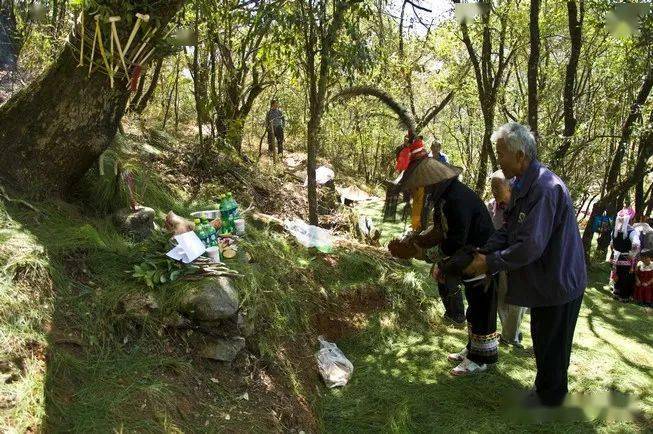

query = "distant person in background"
[[619, 199, 636, 221], [429, 138, 449, 164], [596, 217, 613, 262], [610, 212, 640, 301], [266, 99, 285, 155], [634, 252, 653, 306], [487, 170, 527, 348]]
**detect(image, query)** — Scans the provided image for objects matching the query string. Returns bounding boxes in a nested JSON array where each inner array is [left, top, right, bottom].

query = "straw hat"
[[396, 157, 462, 192]]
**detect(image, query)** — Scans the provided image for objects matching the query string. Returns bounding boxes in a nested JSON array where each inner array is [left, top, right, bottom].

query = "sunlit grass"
[[318, 203, 653, 433]]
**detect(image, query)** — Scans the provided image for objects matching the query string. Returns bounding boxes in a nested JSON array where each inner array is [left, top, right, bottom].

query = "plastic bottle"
[[224, 193, 238, 232], [228, 193, 240, 220], [193, 218, 203, 241], [219, 195, 231, 234], [205, 218, 218, 247]]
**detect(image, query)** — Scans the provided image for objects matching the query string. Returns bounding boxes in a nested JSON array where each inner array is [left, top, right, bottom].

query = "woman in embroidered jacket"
[[610, 213, 640, 301]]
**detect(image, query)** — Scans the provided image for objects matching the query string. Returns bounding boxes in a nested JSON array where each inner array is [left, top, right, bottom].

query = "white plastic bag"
[[304, 166, 335, 187], [283, 218, 333, 253], [315, 336, 353, 388]]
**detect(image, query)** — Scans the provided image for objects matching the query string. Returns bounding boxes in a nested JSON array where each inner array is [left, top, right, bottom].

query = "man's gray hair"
[[491, 122, 537, 160]]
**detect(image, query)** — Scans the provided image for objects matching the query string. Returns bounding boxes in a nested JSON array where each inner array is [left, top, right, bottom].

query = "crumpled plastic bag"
[[283, 218, 333, 253], [315, 336, 353, 388], [304, 166, 335, 187]]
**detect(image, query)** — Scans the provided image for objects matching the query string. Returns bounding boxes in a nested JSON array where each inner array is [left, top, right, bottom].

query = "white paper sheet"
[[166, 231, 206, 263]]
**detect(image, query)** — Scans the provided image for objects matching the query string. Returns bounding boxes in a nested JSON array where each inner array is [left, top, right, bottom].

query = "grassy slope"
[[1, 144, 651, 432], [319, 200, 653, 433], [0, 158, 435, 432]]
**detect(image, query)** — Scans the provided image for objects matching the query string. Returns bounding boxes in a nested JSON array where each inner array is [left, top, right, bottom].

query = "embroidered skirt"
[[612, 254, 635, 299], [464, 277, 499, 365]]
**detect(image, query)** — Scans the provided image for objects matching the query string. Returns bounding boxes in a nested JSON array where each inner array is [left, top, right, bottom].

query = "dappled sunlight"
[[319, 208, 652, 432]]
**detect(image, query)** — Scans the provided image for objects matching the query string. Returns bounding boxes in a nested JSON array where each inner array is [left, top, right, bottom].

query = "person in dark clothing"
[[266, 99, 285, 155], [610, 212, 640, 300], [410, 166, 498, 376], [464, 122, 587, 406]]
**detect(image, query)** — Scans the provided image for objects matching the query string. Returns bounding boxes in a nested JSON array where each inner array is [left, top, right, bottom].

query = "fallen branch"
[[0, 185, 40, 213]]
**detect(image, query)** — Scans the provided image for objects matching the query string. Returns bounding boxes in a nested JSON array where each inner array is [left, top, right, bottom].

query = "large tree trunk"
[[0, 1, 184, 196], [551, 0, 584, 171], [527, 0, 540, 137]]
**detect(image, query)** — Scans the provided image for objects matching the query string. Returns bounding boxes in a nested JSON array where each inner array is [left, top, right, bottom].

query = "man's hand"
[[430, 264, 445, 283], [463, 253, 488, 277], [388, 238, 417, 259]]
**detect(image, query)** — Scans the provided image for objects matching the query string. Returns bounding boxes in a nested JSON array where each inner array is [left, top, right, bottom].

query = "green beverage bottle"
[[219, 194, 231, 234]]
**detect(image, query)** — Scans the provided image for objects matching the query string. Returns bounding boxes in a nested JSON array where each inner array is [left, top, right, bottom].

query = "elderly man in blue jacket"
[[465, 122, 587, 407]]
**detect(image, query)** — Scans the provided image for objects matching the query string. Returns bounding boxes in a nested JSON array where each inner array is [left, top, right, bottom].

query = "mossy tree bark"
[[0, 0, 184, 197]]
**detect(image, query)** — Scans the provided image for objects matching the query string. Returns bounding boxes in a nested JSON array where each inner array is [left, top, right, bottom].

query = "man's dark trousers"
[[531, 293, 583, 406], [268, 126, 284, 154], [438, 282, 465, 322]]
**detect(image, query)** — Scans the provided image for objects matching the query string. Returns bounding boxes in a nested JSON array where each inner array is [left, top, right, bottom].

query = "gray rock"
[[181, 277, 239, 322], [113, 206, 156, 241], [199, 336, 246, 362], [121, 292, 159, 318], [237, 312, 255, 337]]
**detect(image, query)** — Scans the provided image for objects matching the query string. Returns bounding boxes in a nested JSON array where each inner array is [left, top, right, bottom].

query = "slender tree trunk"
[[582, 109, 653, 259], [0, 0, 183, 196], [644, 182, 653, 216], [605, 66, 653, 188], [307, 115, 320, 224], [551, 0, 584, 171], [636, 175, 644, 219], [162, 57, 180, 130], [458, 1, 509, 194], [527, 0, 540, 137], [475, 111, 494, 192], [133, 57, 164, 114], [174, 61, 180, 133], [192, 3, 204, 150], [0, 0, 19, 73], [576, 191, 589, 218]]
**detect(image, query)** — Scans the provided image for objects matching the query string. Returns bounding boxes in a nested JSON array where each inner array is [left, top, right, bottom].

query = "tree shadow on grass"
[[318, 313, 607, 434], [583, 296, 652, 380]]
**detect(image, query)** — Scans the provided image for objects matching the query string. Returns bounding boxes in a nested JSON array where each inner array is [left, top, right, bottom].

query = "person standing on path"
[[464, 122, 587, 407], [429, 138, 449, 164], [266, 99, 285, 155]]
